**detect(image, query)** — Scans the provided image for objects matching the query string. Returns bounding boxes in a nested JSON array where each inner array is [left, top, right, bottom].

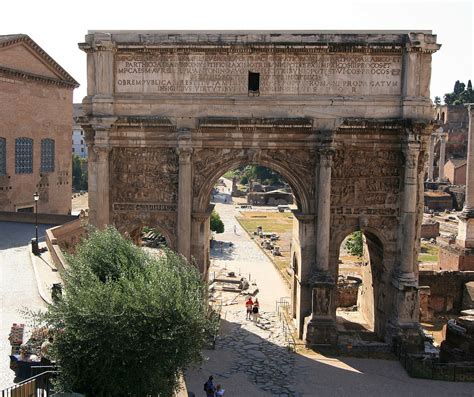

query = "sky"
[[1, 0, 472, 103]]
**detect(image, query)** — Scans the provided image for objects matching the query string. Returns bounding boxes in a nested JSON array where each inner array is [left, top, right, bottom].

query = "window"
[[15, 137, 33, 174], [41, 138, 55, 173], [72, 148, 75, 152], [248, 71, 260, 96], [0, 137, 5, 176]]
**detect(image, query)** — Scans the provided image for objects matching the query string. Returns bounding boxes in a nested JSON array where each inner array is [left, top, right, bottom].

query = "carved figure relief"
[[312, 286, 332, 315], [111, 147, 178, 204]]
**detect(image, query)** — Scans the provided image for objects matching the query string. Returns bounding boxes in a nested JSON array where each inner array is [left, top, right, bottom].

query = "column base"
[[304, 315, 338, 346]]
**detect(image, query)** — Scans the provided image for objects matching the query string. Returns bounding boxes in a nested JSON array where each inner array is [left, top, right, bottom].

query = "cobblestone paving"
[[216, 311, 300, 396]]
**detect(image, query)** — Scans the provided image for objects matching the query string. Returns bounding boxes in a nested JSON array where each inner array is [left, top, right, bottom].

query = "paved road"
[[0, 222, 50, 389], [185, 189, 474, 396]]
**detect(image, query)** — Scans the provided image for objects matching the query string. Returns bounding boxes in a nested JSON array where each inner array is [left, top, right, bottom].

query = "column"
[[177, 147, 193, 259], [462, 105, 474, 214], [398, 140, 420, 278], [456, 104, 474, 248], [315, 148, 334, 271], [427, 134, 435, 181], [94, 146, 111, 229], [304, 148, 337, 346], [437, 133, 447, 181]]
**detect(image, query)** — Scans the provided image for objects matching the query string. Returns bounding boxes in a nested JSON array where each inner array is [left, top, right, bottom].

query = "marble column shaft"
[[94, 146, 111, 228], [427, 135, 435, 181], [438, 134, 446, 181], [315, 149, 333, 271], [177, 148, 193, 259], [463, 105, 474, 212], [399, 142, 420, 276]]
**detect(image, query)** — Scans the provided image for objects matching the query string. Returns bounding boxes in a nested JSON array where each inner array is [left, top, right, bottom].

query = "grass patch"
[[237, 211, 293, 234], [418, 243, 439, 263]]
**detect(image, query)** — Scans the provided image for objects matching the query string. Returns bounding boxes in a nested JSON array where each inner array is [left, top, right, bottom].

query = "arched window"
[[15, 137, 33, 174], [41, 138, 55, 173], [0, 137, 6, 176]]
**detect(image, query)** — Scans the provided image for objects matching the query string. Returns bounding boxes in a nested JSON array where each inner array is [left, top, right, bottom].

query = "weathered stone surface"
[[78, 30, 439, 346]]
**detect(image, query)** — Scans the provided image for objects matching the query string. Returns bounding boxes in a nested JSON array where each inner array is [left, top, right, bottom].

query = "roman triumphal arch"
[[77, 30, 440, 347]]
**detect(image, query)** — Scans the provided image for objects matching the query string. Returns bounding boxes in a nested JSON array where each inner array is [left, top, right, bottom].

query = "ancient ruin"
[[77, 30, 440, 346]]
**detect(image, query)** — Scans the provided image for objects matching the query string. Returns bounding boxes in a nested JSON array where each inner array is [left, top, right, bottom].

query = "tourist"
[[252, 298, 260, 322], [233, 224, 237, 234], [40, 336, 53, 365], [215, 384, 225, 396], [245, 296, 254, 320], [204, 375, 216, 396]]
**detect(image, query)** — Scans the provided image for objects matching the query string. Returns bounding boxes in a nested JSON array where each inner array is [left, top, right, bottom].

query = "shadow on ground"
[[0, 222, 54, 250]]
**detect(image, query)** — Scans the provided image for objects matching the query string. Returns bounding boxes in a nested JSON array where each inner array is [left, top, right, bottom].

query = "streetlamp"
[[32, 192, 39, 255]]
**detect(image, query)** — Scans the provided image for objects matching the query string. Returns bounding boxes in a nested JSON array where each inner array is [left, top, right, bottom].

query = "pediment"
[[0, 35, 77, 86]]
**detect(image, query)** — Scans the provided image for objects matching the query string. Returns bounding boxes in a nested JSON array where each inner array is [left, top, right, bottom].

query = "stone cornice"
[[0, 34, 79, 86], [0, 66, 78, 89]]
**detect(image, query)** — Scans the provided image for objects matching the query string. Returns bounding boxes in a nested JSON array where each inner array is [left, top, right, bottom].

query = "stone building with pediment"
[[77, 30, 440, 347], [0, 35, 78, 214]]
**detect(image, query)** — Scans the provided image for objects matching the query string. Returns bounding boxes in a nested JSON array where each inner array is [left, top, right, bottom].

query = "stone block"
[[463, 281, 474, 310]]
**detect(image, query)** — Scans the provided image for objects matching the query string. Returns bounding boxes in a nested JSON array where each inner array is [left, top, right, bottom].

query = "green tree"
[[434, 96, 441, 105], [72, 154, 88, 191], [443, 79, 474, 105], [210, 209, 224, 233], [345, 231, 363, 258], [38, 227, 212, 396]]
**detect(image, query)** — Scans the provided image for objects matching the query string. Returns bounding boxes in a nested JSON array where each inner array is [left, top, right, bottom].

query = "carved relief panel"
[[110, 147, 179, 204]]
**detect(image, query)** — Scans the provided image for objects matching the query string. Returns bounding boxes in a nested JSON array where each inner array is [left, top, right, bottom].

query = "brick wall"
[[419, 271, 474, 313]]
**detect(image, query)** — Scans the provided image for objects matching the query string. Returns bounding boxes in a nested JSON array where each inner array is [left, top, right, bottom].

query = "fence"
[[1, 370, 57, 397], [394, 341, 474, 382]]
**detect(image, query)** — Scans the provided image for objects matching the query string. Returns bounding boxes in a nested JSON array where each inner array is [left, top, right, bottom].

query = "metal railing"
[[1, 369, 57, 397]]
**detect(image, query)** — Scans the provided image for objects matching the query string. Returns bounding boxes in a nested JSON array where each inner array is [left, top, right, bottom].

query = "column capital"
[[318, 148, 335, 167], [93, 146, 112, 159], [177, 147, 193, 163]]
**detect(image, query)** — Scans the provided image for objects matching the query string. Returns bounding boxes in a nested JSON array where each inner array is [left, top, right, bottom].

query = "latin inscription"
[[115, 53, 402, 96], [113, 202, 177, 212]]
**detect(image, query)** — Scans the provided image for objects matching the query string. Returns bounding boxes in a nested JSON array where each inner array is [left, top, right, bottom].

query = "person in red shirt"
[[245, 296, 254, 320]]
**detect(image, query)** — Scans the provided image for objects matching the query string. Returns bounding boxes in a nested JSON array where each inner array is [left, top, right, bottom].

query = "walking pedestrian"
[[204, 375, 216, 396], [252, 298, 260, 322], [233, 224, 237, 234], [245, 296, 254, 320], [216, 384, 225, 396]]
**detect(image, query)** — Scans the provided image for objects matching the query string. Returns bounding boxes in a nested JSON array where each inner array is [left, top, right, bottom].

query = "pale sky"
[[1, 0, 472, 103]]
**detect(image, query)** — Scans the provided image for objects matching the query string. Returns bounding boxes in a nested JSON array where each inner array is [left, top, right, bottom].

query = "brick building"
[[444, 158, 467, 185], [0, 35, 78, 214]]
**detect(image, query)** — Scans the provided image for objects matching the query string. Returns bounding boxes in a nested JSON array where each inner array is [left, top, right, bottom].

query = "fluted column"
[[177, 146, 193, 259], [315, 148, 334, 271], [427, 134, 435, 181], [438, 133, 447, 181], [94, 146, 111, 229], [399, 140, 420, 278]]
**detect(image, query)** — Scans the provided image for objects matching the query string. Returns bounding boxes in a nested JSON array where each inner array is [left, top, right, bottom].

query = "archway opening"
[[336, 230, 385, 343], [205, 164, 300, 315], [127, 224, 170, 258]]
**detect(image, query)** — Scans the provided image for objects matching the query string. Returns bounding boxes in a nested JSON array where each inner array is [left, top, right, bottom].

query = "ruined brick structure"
[[77, 30, 440, 346]]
